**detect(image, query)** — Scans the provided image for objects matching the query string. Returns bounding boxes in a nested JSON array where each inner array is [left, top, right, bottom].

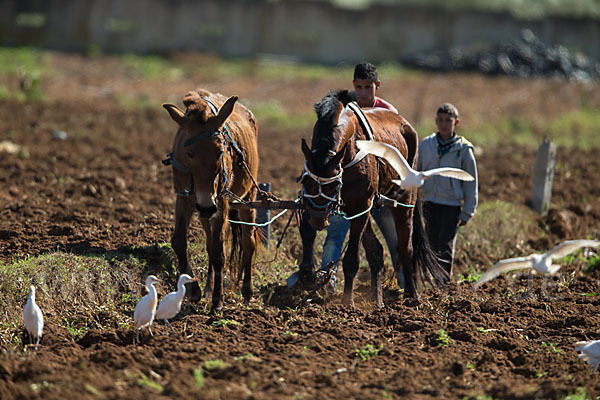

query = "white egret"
[[356, 140, 474, 190], [575, 340, 600, 372], [155, 274, 196, 335], [133, 275, 160, 344], [23, 285, 43, 350], [474, 239, 600, 289]]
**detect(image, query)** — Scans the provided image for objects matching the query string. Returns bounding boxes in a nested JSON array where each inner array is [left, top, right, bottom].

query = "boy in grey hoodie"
[[417, 103, 478, 275]]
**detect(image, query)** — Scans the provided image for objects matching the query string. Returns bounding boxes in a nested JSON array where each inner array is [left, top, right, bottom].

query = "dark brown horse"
[[162, 89, 259, 312], [298, 90, 448, 307]]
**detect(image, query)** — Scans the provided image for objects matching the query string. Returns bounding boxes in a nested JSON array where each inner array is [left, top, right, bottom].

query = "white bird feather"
[[155, 274, 196, 335], [474, 239, 600, 289], [575, 340, 600, 372], [23, 286, 43, 350], [356, 140, 474, 189], [133, 275, 160, 344]]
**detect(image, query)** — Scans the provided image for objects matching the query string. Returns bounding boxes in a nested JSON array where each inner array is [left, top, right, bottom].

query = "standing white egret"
[[474, 239, 600, 289], [356, 140, 474, 190], [575, 340, 600, 372], [155, 274, 196, 335], [133, 275, 160, 344], [23, 285, 44, 350]]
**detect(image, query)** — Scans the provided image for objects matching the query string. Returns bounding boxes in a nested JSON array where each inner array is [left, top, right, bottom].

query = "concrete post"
[[531, 141, 556, 215], [256, 182, 271, 248]]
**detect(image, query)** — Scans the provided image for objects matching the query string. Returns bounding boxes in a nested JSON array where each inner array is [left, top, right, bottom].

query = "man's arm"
[[459, 147, 478, 224]]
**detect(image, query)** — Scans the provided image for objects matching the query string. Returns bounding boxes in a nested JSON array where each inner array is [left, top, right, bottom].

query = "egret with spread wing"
[[356, 140, 474, 190], [575, 340, 600, 372], [474, 239, 600, 289]]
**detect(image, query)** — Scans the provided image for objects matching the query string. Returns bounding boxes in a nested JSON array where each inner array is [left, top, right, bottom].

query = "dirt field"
[[1, 51, 600, 399]]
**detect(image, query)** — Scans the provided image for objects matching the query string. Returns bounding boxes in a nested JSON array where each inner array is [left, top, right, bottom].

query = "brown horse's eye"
[[186, 151, 194, 159]]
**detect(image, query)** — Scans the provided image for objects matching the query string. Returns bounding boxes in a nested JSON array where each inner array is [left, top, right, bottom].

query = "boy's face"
[[435, 112, 459, 139], [353, 79, 380, 108]]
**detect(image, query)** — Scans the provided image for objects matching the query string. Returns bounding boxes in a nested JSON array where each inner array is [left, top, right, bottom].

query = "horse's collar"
[[342, 102, 375, 169]]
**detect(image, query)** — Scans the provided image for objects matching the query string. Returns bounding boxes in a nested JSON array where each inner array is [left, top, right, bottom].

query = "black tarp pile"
[[405, 29, 600, 82]]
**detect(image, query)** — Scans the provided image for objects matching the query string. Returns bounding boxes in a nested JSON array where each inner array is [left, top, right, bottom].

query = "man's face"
[[353, 79, 379, 108], [435, 112, 459, 139]]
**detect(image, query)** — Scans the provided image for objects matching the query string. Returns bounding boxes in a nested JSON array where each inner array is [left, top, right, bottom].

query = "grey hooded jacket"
[[417, 133, 478, 222]]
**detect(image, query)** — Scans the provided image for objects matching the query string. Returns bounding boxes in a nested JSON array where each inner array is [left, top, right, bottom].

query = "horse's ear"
[[327, 146, 346, 169], [215, 96, 238, 127], [162, 103, 186, 127], [301, 138, 312, 161]]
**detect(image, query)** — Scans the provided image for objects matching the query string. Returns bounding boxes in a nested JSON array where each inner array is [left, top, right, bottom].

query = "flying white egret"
[[474, 239, 600, 289], [133, 275, 160, 344], [356, 140, 474, 190], [23, 285, 43, 351], [155, 274, 196, 335], [575, 340, 600, 372]]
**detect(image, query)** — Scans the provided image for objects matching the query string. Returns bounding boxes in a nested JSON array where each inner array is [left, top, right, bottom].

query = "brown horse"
[[298, 90, 448, 307], [162, 89, 259, 312]]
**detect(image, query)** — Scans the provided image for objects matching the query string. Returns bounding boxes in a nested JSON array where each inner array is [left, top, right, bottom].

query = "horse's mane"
[[311, 90, 358, 169], [182, 91, 211, 120]]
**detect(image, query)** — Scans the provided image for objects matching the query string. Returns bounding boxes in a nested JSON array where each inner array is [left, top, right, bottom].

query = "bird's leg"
[[35, 336, 39, 351], [28, 332, 33, 346], [166, 320, 175, 335], [148, 326, 154, 337], [135, 329, 140, 345]]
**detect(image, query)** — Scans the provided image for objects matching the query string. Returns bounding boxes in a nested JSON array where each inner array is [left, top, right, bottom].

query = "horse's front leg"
[[342, 215, 368, 307], [361, 218, 384, 308], [208, 208, 227, 313], [172, 195, 202, 301], [239, 207, 257, 303], [298, 211, 317, 285]]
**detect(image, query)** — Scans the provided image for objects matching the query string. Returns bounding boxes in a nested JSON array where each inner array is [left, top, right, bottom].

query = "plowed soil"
[[1, 51, 600, 399]]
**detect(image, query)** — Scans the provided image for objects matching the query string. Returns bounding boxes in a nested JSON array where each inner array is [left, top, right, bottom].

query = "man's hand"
[[458, 219, 468, 226]]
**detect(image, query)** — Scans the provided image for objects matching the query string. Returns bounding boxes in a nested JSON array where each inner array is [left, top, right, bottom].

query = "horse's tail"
[[228, 209, 243, 290], [409, 195, 450, 293]]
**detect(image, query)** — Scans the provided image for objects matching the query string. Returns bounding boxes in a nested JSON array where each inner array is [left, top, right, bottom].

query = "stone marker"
[[531, 141, 556, 215]]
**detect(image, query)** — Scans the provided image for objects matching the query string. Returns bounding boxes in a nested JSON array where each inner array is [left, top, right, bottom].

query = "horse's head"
[[300, 90, 355, 230], [163, 92, 238, 218]]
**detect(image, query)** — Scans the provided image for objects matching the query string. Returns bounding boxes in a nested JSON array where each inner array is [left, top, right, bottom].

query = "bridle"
[[300, 160, 344, 218], [162, 96, 236, 198], [301, 101, 376, 220]]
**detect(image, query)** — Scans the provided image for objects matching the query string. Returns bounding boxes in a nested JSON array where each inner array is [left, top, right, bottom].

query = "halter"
[[300, 160, 344, 216], [162, 95, 240, 198], [301, 101, 376, 219]]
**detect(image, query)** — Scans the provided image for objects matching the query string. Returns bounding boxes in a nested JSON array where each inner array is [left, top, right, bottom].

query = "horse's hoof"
[[187, 281, 202, 302], [210, 304, 223, 314]]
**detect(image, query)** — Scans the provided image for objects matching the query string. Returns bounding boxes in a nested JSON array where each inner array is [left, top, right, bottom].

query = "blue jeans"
[[321, 207, 401, 285]]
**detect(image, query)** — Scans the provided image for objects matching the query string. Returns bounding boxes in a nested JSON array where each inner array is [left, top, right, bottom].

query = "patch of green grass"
[[456, 200, 538, 277], [120, 53, 184, 81], [0, 245, 177, 348], [203, 359, 230, 370], [460, 265, 483, 283], [235, 353, 256, 362], [211, 319, 239, 328], [436, 329, 451, 347], [136, 372, 163, 392], [85, 384, 99, 396], [541, 341, 562, 353], [354, 344, 384, 360], [563, 387, 591, 400], [282, 330, 298, 337], [193, 368, 205, 390]]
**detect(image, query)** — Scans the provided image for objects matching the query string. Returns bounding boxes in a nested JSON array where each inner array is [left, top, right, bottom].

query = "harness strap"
[[343, 102, 375, 169]]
